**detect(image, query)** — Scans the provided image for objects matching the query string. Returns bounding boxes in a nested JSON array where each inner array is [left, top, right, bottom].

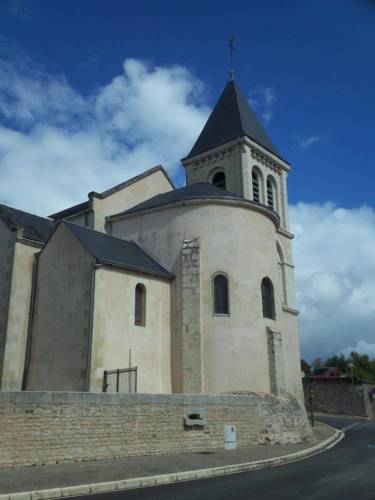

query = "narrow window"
[[134, 283, 146, 326], [212, 172, 226, 190], [252, 170, 260, 202], [267, 178, 274, 209], [213, 274, 229, 315], [261, 278, 275, 319]]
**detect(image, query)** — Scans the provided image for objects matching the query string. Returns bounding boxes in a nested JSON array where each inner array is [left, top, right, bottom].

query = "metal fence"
[[103, 367, 138, 393]]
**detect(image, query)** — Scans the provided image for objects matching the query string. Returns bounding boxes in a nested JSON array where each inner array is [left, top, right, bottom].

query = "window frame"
[[212, 272, 230, 316], [261, 277, 276, 320], [134, 283, 146, 327], [211, 170, 226, 190]]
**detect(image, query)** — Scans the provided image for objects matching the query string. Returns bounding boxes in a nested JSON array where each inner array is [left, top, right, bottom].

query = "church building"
[[0, 78, 303, 401]]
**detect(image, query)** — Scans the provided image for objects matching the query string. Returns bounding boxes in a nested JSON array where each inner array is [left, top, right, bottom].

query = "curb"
[[0, 426, 344, 500]]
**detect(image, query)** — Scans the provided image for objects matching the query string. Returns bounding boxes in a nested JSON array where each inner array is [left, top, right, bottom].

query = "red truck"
[[311, 367, 342, 378]]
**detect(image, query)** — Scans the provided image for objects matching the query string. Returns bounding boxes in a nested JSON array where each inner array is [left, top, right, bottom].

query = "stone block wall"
[[0, 391, 312, 468], [181, 238, 202, 393], [303, 378, 375, 418]]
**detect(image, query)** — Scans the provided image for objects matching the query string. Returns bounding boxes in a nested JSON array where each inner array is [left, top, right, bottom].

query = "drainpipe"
[[22, 252, 39, 390], [85, 264, 99, 391]]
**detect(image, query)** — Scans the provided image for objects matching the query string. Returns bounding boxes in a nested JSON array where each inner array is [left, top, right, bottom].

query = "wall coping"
[[0, 391, 295, 407]]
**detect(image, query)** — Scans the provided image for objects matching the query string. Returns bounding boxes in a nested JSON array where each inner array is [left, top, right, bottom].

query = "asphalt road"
[[78, 416, 375, 500]]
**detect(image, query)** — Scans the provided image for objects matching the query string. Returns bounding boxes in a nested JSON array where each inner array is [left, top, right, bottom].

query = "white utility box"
[[224, 425, 237, 449]]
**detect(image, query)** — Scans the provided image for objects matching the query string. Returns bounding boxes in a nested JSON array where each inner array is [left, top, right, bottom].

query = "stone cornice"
[[282, 305, 299, 316], [242, 137, 290, 173], [182, 138, 240, 169], [277, 227, 294, 239], [108, 197, 280, 230]]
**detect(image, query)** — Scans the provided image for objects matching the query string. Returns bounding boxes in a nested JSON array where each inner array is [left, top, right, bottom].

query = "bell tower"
[[181, 79, 292, 232]]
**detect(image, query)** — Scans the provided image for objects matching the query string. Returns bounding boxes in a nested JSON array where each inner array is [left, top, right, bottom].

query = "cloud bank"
[[290, 202, 375, 361], [0, 54, 208, 214]]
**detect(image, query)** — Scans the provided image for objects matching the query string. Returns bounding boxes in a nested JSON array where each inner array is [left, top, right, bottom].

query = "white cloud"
[[299, 135, 322, 150], [0, 55, 209, 215], [249, 86, 276, 123], [339, 341, 375, 358], [290, 202, 375, 361]]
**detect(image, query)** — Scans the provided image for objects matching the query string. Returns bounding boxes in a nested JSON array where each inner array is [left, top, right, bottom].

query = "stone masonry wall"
[[267, 328, 286, 396], [303, 378, 375, 418], [0, 391, 312, 468], [181, 238, 202, 393]]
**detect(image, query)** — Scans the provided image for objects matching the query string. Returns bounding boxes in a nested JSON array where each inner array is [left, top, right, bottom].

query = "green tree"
[[324, 354, 349, 374], [348, 352, 375, 382], [301, 359, 311, 377], [311, 358, 323, 369]]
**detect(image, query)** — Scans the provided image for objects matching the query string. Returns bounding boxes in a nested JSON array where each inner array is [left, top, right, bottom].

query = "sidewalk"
[[0, 423, 342, 499]]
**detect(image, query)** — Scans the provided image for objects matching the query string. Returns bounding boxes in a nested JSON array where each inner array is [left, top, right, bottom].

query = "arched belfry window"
[[261, 277, 275, 320], [134, 283, 146, 326], [266, 176, 278, 211], [212, 171, 226, 190], [252, 169, 260, 202], [213, 273, 229, 315], [266, 177, 274, 209]]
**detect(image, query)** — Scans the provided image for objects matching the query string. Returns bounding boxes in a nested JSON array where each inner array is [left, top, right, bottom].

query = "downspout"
[[0, 228, 17, 389], [22, 252, 39, 390], [85, 264, 97, 391]]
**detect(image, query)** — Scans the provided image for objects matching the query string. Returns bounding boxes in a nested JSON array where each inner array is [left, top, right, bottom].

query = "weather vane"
[[228, 35, 235, 80]]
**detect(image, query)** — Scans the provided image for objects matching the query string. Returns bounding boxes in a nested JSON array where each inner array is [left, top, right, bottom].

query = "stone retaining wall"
[[303, 378, 375, 418], [0, 391, 312, 468]]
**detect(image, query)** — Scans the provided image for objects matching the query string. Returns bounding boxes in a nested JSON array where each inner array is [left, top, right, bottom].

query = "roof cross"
[[228, 36, 235, 80]]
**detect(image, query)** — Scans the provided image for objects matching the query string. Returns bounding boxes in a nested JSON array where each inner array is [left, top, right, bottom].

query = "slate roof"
[[63, 221, 173, 279], [111, 182, 244, 218], [49, 201, 89, 220], [185, 80, 285, 162], [0, 204, 54, 243]]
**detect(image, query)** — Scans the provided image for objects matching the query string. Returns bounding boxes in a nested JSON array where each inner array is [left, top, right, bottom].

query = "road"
[[78, 416, 375, 500]]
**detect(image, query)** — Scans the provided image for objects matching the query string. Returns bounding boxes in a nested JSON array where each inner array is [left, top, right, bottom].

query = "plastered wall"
[[1, 241, 37, 390], [0, 219, 16, 388], [93, 169, 174, 232], [26, 224, 94, 391], [90, 267, 172, 394], [110, 201, 303, 400]]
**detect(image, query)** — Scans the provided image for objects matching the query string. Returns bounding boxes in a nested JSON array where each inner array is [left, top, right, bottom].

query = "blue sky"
[[1, 0, 374, 207], [0, 0, 374, 360]]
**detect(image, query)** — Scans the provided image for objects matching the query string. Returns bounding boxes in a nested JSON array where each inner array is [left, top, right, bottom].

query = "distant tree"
[[301, 359, 311, 377], [324, 354, 349, 374], [311, 358, 323, 369], [347, 352, 375, 382]]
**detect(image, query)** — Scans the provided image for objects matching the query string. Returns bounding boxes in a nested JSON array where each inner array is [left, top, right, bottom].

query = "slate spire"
[[186, 80, 282, 160]]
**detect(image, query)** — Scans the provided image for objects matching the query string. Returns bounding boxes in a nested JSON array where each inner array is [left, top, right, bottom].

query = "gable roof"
[[63, 221, 173, 279], [49, 165, 175, 220], [0, 204, 54, 243], [109, 182, 244, 218], [185, 80, 285, 162]]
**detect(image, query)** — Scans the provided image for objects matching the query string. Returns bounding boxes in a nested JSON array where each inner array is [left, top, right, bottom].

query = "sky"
[[0, 0, 374, 361]]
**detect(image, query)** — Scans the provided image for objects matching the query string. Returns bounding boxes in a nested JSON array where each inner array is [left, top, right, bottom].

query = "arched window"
[[134, 283, 146, 326], [261, 278, 275, 320], [212, 171, 226, 190], [252, 169, 260, 202], [267, 177, 275, 209], [213, 274, 229, 315]]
